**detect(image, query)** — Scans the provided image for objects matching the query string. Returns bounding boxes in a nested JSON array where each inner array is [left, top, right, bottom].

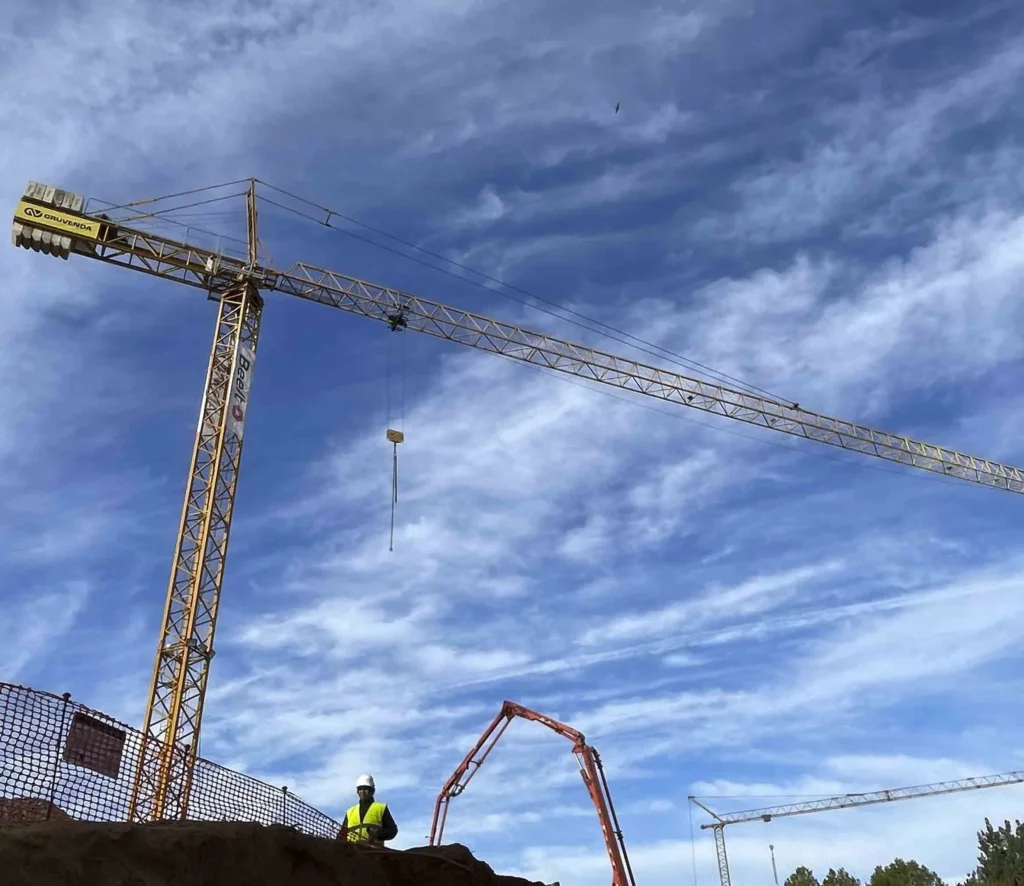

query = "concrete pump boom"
[[689, 768, 1024, 886], [12, 179, 1024, 822], [429, 701, 636, 886]]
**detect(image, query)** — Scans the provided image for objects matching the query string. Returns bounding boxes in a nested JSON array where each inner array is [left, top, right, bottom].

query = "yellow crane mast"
[[10, 179, 1024, 823]]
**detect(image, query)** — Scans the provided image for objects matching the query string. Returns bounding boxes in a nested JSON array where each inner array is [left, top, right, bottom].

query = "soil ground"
[[0, 820, 551, 886]]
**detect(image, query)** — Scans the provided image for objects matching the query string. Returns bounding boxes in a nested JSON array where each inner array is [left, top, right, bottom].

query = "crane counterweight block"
[[11, 181, 118, 259]]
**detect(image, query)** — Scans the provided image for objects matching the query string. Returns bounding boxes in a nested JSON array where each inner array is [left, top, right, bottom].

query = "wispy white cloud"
[[695, 37, 1024, 242], [0, 583, 90, 683], [636, 206, 1024, 425], [691, 754, 988, 801], [4, 3, 1024, 886], [191, 183, 1024, 865], [577, 561, 845, 647], [573, 562, 1024, 744]]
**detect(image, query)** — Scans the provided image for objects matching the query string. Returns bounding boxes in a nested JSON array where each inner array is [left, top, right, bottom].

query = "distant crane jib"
[[696, 769, 1024, 827], [690, 769, 1024, 886]]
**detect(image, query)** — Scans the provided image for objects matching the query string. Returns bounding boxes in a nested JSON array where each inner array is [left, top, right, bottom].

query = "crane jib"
[[12, 190, 1024, 494], [10, 177, 1024, 824]]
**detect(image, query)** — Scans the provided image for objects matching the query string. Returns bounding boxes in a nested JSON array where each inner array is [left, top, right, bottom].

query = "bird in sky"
[[615, 102, 620, 113]]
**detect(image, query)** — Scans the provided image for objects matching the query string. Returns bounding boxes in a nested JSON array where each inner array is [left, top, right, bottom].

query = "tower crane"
[[690, 768, 1024, 886], [10, 179, 1024, 824], [429, 701, 636, 886]]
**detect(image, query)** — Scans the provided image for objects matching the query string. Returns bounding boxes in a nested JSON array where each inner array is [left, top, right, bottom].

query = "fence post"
[[47, 692, 72, 820], [280, 785, 289, 827]]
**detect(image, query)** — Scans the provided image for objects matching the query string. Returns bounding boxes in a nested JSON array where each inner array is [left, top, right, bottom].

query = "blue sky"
[[3, 0, 1024, 883]]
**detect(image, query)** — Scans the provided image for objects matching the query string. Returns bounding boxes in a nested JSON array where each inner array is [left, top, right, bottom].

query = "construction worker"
[[339, 774, 398, 845]]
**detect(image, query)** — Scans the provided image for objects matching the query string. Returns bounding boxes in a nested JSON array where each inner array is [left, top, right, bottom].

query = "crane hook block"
[[386, 428, 405, 444]]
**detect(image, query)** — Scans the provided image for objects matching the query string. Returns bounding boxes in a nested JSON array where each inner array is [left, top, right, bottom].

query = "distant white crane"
[[689, 769, 1024, 886]]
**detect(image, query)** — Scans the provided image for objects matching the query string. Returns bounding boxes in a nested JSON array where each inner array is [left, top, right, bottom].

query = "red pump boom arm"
[[429, 701, 637, 886]]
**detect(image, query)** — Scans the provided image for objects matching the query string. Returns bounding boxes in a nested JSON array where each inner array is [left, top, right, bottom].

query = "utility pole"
[[770, 844, 779, 886]]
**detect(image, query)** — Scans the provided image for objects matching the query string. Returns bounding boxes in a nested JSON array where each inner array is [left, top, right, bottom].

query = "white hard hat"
[[356, 773, 375, 789]]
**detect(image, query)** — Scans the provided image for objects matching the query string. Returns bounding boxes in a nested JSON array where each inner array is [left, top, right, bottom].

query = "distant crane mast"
[[690, 769, 1024, 886], [11, 179, 1024, 822]]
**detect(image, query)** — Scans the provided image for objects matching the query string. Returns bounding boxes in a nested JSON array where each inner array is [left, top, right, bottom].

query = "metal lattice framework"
[[278, 264, 1024, 491], [12, 179, 1024, 821], [0, 682, 341, 835], [25, 194, 1024, 494], [690, 769, 1024, 886], [64, 223, 1024, 493], [708, 822, 732, 886], [127, 281, 262, 822], [429, 701, 636, 886]]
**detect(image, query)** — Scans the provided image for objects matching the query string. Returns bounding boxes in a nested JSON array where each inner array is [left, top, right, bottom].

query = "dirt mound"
[[0, 797, 71, 823], [0, 820, 551, 886], [403, 843, 550, 886]]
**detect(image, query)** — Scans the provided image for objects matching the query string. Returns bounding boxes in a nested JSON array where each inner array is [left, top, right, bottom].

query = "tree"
[[823, 868, 862, 886], [786, 867, 821, 886], [869, 858, 946, 886], [971, 818, 1024, 886]]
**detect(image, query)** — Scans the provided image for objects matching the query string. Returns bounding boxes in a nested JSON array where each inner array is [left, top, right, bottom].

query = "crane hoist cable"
[[254, 181, 786, 404], [191, 192, 998, 493], [385, 309, 408, 551]]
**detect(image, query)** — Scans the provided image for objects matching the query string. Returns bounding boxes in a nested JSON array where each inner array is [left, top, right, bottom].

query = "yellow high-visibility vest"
[[345, 801, 387, 842]]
